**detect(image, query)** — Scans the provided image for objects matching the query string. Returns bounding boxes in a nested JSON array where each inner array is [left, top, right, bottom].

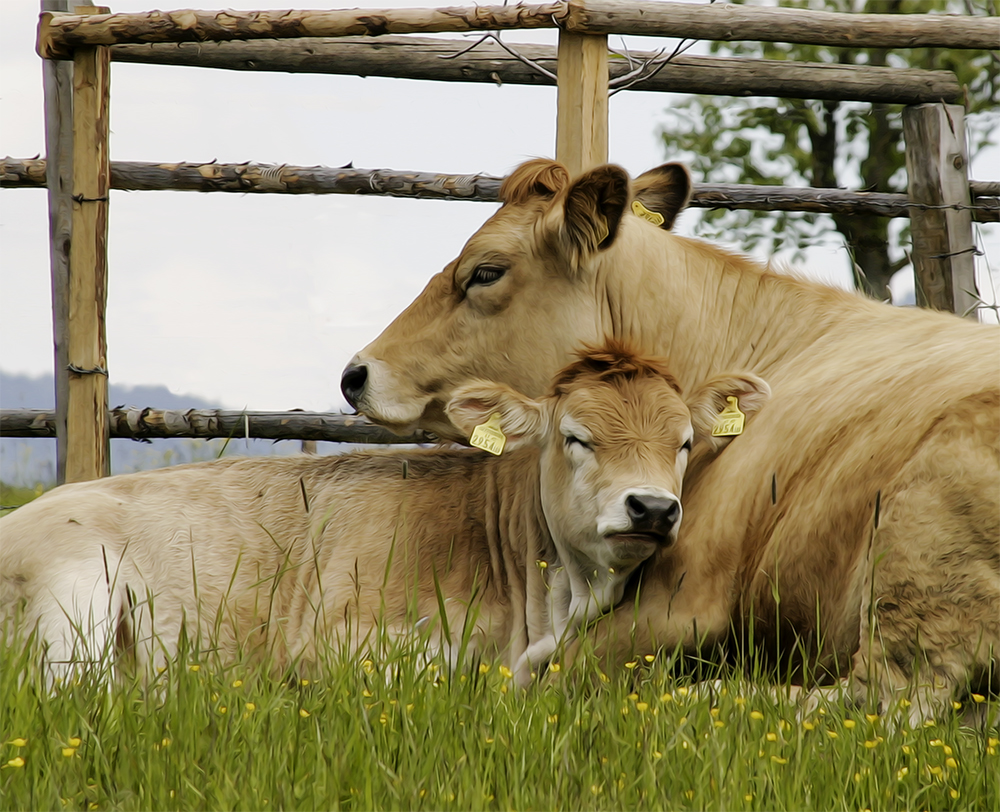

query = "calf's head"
[[445, 342, 769, 597], [341, 159, 691, 440]]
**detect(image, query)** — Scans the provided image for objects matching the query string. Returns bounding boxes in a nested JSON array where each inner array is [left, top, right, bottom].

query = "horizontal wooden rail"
[[564, 0, 1000, 50], [37, 2, 999, 59], [37, 4, 564, 59], [4, 157, 997, 222], [109, 37, 964, 105], [1, 408, 430, 444]]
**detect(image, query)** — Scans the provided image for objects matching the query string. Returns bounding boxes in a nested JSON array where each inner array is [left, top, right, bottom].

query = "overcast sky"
[[2, 0, 997, 413]]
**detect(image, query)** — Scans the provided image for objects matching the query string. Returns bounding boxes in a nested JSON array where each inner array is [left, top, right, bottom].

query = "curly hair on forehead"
[[498, 158, 571, 206], [550, 338, 681, 396]]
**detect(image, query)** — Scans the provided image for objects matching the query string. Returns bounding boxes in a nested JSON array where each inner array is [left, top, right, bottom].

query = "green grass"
[[0, 481, 46, 513], [1, 634, 996, 812]]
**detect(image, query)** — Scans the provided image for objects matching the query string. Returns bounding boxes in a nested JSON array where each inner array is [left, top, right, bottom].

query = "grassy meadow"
[[1, 627, 997, 812]]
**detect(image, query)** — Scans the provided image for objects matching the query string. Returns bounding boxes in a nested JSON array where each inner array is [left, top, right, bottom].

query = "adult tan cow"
[[1, 343, 766, 687], [342, 158, 1000, 722]]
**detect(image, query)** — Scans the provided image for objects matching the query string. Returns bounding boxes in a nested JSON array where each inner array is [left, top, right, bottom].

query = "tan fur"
[[1, 344, 762, 687], [345, 159, 1000, 721]]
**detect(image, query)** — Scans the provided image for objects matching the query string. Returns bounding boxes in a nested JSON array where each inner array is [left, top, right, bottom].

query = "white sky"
[[2, 0, 997, 412]]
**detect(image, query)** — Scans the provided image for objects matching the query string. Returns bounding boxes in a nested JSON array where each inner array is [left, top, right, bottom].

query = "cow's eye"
[[565, 434, 593, 452], [681, 439, 692, 453], [468, 264, 506, 288]]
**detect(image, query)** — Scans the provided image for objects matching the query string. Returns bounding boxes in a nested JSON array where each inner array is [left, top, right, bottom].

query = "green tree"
[[658, 0, 999, 302]]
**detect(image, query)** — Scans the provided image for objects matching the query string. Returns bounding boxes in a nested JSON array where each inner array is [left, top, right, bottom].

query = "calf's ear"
[[445, 381, 546, 450], [632, 163, 692, 230], [687, 372, 770, 453], [558, 164, 631, 266]]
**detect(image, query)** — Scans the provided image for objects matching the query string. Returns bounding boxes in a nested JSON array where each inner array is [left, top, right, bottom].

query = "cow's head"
[[341, 159, 692, 440], [444, 341, 769, 605]]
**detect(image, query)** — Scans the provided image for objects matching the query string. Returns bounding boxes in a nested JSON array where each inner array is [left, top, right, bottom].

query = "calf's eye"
[[468, 264, 506, 288], [565, 435, 593, 452], [681, 439, 692, 453]]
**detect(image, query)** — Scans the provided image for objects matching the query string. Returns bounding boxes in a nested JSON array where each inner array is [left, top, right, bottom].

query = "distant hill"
[[1, 370, 319, 486]]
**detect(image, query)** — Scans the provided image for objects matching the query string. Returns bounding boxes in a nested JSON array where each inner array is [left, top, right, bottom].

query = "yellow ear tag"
[[631, 200, 665, 227], [470, 413, 507, 455], [711, 397, 746, 437]]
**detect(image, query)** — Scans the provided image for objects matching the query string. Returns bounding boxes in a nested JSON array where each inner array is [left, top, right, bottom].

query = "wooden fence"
[[2, 0, 998, 482]]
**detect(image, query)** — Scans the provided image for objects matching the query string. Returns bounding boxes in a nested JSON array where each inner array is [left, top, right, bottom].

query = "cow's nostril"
[[341, 364, 369, 408], [625, 494, 648, 521]]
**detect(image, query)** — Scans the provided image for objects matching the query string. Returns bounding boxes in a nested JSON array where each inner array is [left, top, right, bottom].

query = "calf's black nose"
[[625, 494, 681, 540], [341, 363, 369, 409]]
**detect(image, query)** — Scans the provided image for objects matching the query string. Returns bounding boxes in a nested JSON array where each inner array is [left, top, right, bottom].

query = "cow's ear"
[[559, 164, 631, 264], [687, 372, 770, 453], [632, 163, 692, 230], [445, 381, 546, 450]]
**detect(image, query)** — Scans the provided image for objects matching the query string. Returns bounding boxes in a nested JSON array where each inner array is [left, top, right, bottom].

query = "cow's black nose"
[[625, 494, 681, 540], [341, 363, 369, 409]]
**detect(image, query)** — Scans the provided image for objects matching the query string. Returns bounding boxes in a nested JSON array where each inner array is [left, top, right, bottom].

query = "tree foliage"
[[658, 0, 999, 301]]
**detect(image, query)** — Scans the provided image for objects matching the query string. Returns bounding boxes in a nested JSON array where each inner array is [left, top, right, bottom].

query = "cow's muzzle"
[[341, 362, 368, 410], [624, 493, 681, 544]]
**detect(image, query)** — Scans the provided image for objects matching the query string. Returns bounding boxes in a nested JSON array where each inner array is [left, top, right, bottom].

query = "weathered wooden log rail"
[[109, 37, 964, 106], [1, 408, 428, 444], [4, 158, 998, 223], [37, 1, 1000, 58]]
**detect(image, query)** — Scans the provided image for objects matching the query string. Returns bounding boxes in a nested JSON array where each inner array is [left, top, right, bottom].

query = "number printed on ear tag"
[[470, 413, 507, 455], [712, 397, 746, 437]]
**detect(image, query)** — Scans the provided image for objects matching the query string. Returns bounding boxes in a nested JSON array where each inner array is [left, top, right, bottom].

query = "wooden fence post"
[[902, 103, 979, 317], [64, 4, 111, 482], [555, 31, 608, 176], [41, 0, 93, 484]]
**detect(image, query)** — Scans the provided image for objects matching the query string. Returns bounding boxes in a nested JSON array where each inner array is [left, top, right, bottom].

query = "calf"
[[1, 343, 767, 686]]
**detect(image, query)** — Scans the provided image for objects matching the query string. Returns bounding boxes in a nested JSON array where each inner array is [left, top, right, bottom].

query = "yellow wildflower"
[[547, 714, 559, 723], [549, 663, 560, 673], [898, 698, 910, 708], [766, 732, 777, 742], [636, 702, 649, 712], [771, 756, 788, 765], [896, 767, 908, 780], [660, 692, 672, 702], [802, 721, 815, 731], [901, 745, 912, 754], [245, 702, 256, 712], [379, 712, 388, 725], [644, 655, 655, 663], [499, 665, 513, 679], [591, 785, 601, 795], [972, 693, 985, 703], [625, 661, 638, 670], [865, 714, 878, 723], [9, 739, 27, 747], [827, 731, 839, 739], [536, 560, 548, 569], [750, 710, 764, 721], [68, 737, 81, 747], [843, 719, 856, 729], [189, 664, 200, 672], [950, 789, 960, 800], [714, 720, 725, 728], [951, 700, 962, 710], [677, 686, 689, 696], [219, 706, 227, 714], [744, 794, 753, 802], [232, 679, 243, 688], [479, 663, 490, 675], [929, 739, 944, 747], [301, 679, 310, 686], [299, 708, 310, 718], [945, 757, 958, 769], [362, 689, 373, 698], [7, 757, 25, 768], [864, 740, 879, 749], [943, 745, 953, 756], [598, 672, 610, 683], [62, 748, 77, 758]]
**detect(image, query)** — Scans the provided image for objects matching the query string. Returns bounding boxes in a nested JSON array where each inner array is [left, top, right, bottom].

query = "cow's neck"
[[599, 225, 878, 391]]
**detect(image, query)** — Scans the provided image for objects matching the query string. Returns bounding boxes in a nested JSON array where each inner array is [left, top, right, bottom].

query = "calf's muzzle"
[[341, 362, 369, 410], [625, 493, 681, 542]]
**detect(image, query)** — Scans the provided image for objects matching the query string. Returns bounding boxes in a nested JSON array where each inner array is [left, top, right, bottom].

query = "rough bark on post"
[[66, 24, 111, 481], [556, 31, 608, 177], [41, 0, 93, 485], [903, 103, 979, 318]]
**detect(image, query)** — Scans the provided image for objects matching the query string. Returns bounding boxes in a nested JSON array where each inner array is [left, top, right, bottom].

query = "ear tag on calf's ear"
[[631, 200, 665, 227], [470, 413, 507, 455], [712, 397, 746, 437]]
